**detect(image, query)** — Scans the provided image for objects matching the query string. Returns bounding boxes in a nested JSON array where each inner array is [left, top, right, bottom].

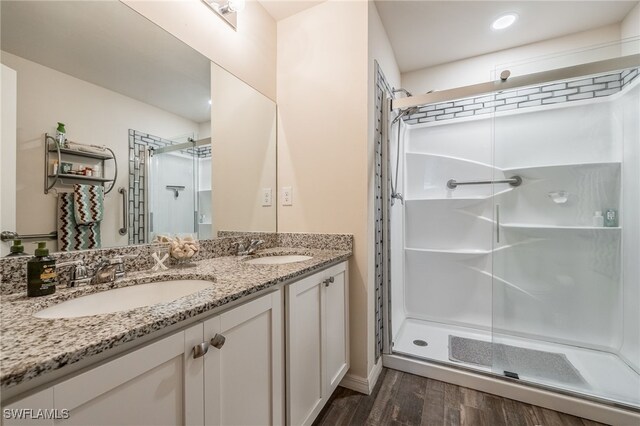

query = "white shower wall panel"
[[493, 228, 622, 350], [408, 119, 492, 165], [493, 101, 619, 169], [404, 250, 492, 329], [405, 201, 493, 251]]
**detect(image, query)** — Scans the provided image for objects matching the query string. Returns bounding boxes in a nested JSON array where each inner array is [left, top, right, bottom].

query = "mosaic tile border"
[[404, 68, 639, 125]]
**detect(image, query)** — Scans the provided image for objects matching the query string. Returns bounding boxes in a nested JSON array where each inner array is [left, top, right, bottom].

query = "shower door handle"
[[496, 204, 500, 243], [118, 187, 128, 236]]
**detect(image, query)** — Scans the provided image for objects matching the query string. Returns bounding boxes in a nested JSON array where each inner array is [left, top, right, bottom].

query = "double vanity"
[[0, 235, 352, 426]]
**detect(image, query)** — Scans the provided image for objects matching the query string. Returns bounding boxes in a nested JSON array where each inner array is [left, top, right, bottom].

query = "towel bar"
[[1, 231, 58, 241]]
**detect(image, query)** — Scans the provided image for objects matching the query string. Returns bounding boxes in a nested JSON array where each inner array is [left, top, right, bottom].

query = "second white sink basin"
[[34, 280, 214, 319], [245, 255, 313, 265]]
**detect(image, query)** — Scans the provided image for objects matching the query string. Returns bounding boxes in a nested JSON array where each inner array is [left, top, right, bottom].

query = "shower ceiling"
[[375, 1, 638, 72]]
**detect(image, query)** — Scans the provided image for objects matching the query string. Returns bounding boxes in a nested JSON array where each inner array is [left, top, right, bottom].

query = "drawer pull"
[[211, 333, 226, 349], [323, 276, 335, 287], [193, 342, 209, 359]]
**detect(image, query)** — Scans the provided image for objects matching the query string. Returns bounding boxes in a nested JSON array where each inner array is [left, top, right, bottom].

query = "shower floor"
[[393, 318, 640, 408]]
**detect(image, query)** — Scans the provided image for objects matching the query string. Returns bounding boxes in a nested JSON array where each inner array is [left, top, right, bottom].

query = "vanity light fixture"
[[202, 0, 245, 30], [491, 13, 518, 30]]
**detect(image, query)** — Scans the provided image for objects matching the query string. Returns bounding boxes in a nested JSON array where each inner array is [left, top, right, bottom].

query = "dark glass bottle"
[[27, 242, 57, 297]]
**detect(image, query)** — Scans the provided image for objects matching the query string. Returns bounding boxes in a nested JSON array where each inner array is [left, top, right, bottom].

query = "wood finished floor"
[[312, 368, 608, 426]]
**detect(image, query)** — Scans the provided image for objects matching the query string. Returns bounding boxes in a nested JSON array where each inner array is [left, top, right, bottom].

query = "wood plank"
[[314, 369, 609, 426], [421, 379, 445, 426], [364, 368, 403, 425], [480, 394, 507, 426], [444, 383, 461, 426], [391, 372, 427, 425], [350, 368, 388, 424]]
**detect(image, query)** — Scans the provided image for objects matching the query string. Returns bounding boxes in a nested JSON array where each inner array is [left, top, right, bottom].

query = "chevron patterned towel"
[[73, 184, 104, 225], [58, 192, 101, 251]]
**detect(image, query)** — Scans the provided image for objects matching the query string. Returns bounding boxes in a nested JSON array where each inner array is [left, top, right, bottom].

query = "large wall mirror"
[[0, 1, 276, 254]]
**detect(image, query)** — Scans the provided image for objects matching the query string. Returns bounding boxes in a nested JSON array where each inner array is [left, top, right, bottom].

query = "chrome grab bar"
[[118, 187, 128, 236], [447, 175, 522, 189]]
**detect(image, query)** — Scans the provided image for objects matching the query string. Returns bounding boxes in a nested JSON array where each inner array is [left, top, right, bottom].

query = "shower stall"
[[382, 45, 640, 416]]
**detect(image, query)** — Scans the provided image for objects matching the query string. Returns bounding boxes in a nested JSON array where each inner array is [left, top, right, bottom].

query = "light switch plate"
[[262, 188, 272, 206], [282, 186, 292, 206]]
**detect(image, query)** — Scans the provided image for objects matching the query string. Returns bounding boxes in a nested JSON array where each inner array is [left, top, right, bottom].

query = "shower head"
[[391, 106, 419, 125]]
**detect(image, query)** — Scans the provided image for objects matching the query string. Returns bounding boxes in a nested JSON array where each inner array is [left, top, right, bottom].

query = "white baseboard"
[[383, 354, 640, 426], [340, 358, 383, 395]]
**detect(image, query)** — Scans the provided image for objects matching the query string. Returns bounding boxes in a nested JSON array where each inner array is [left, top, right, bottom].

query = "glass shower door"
[[491, 64, 640, 408], [148, 140, 197, 241]]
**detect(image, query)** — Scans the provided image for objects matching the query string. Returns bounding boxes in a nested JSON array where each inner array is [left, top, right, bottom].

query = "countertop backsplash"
[[0, 232, 353, 295]]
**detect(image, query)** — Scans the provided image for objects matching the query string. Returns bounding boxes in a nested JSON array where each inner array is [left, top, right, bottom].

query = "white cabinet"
[[286, 262, 349, 426], [3, 263, 347, 426], [3, 328, 201, 426], [203, 291, 283, 426]]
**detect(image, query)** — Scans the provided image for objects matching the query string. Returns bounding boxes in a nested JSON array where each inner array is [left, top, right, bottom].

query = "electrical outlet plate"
[[262, 188, 272, 206], [282, 186, 292, 206]]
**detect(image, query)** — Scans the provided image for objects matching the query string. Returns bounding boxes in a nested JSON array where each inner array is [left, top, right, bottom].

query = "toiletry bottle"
[[592, 211, 604, 227], [6, 239, 27, 257], [56, 122, 67, 148], [604, 209, 618, 227], [27, 242, 57, 297]]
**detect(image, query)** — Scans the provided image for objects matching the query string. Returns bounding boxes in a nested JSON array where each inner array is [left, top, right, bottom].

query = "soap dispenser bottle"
[[6, 239, 27, 257], [27, 242, 57, 297]]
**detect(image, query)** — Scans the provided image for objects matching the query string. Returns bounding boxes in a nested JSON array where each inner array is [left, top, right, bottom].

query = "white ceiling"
[[1, 1, 211, 123], [375, 1, 639, 73], [259, 0, 326, 21]]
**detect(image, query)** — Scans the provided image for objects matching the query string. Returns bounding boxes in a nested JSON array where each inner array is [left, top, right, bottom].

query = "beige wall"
[[277, 0, 370, 379], [402, 24, 623, 94], [2, 51, 200, 252], [211, 62, 277, 233], [122, 0, 277, 101], [1, 64, 17, 256]]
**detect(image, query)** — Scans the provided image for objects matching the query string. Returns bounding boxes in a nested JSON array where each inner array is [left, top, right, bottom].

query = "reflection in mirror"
[[0, 1, 276, 255]]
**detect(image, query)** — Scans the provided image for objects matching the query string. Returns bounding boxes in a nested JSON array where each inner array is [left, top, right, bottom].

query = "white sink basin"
[[245, 255, 313, 265], [34, 280, 213, 319]]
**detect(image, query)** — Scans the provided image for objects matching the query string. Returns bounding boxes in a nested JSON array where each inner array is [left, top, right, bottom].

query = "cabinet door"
[[204, 292, 283, 426], [2, 389, 54, 426], [324, 263, 349, 395], [44, 329, 197, 426], [286, 273, 325, 426]]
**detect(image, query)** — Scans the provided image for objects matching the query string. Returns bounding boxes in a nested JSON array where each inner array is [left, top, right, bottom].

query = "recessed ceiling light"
[[492, 13, 518, 31]]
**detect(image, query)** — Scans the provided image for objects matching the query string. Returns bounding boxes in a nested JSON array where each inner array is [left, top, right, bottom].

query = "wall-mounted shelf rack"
[[44, 133, 117, 194]]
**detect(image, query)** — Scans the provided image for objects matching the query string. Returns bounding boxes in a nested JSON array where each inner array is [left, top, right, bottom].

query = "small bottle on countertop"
[[27, 242, 57, 297], [604, 209, 618, 227], [592, 211, 604, 227]]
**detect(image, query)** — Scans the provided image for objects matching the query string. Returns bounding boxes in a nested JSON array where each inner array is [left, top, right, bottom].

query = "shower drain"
[[413, 339, 428, 347]]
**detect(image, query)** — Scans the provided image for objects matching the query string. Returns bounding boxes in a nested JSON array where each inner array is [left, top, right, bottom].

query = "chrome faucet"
[[233, 239, 264, 256], [92, 258, 120, 284], [57, 259, 91, 288]]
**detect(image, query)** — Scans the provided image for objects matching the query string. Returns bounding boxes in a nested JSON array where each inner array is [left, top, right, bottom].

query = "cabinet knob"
[[193, 342, 209, 359], [323, 276, 335, 287], [211, 333, 226, 349]]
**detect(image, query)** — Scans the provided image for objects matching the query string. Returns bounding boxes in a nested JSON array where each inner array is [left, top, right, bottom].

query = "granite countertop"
[[0, 247, 350, 390]]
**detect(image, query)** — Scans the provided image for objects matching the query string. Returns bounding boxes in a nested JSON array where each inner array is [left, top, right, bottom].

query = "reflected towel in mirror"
[[57, 192, 101, 251], [73, 184, 104, 225]]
